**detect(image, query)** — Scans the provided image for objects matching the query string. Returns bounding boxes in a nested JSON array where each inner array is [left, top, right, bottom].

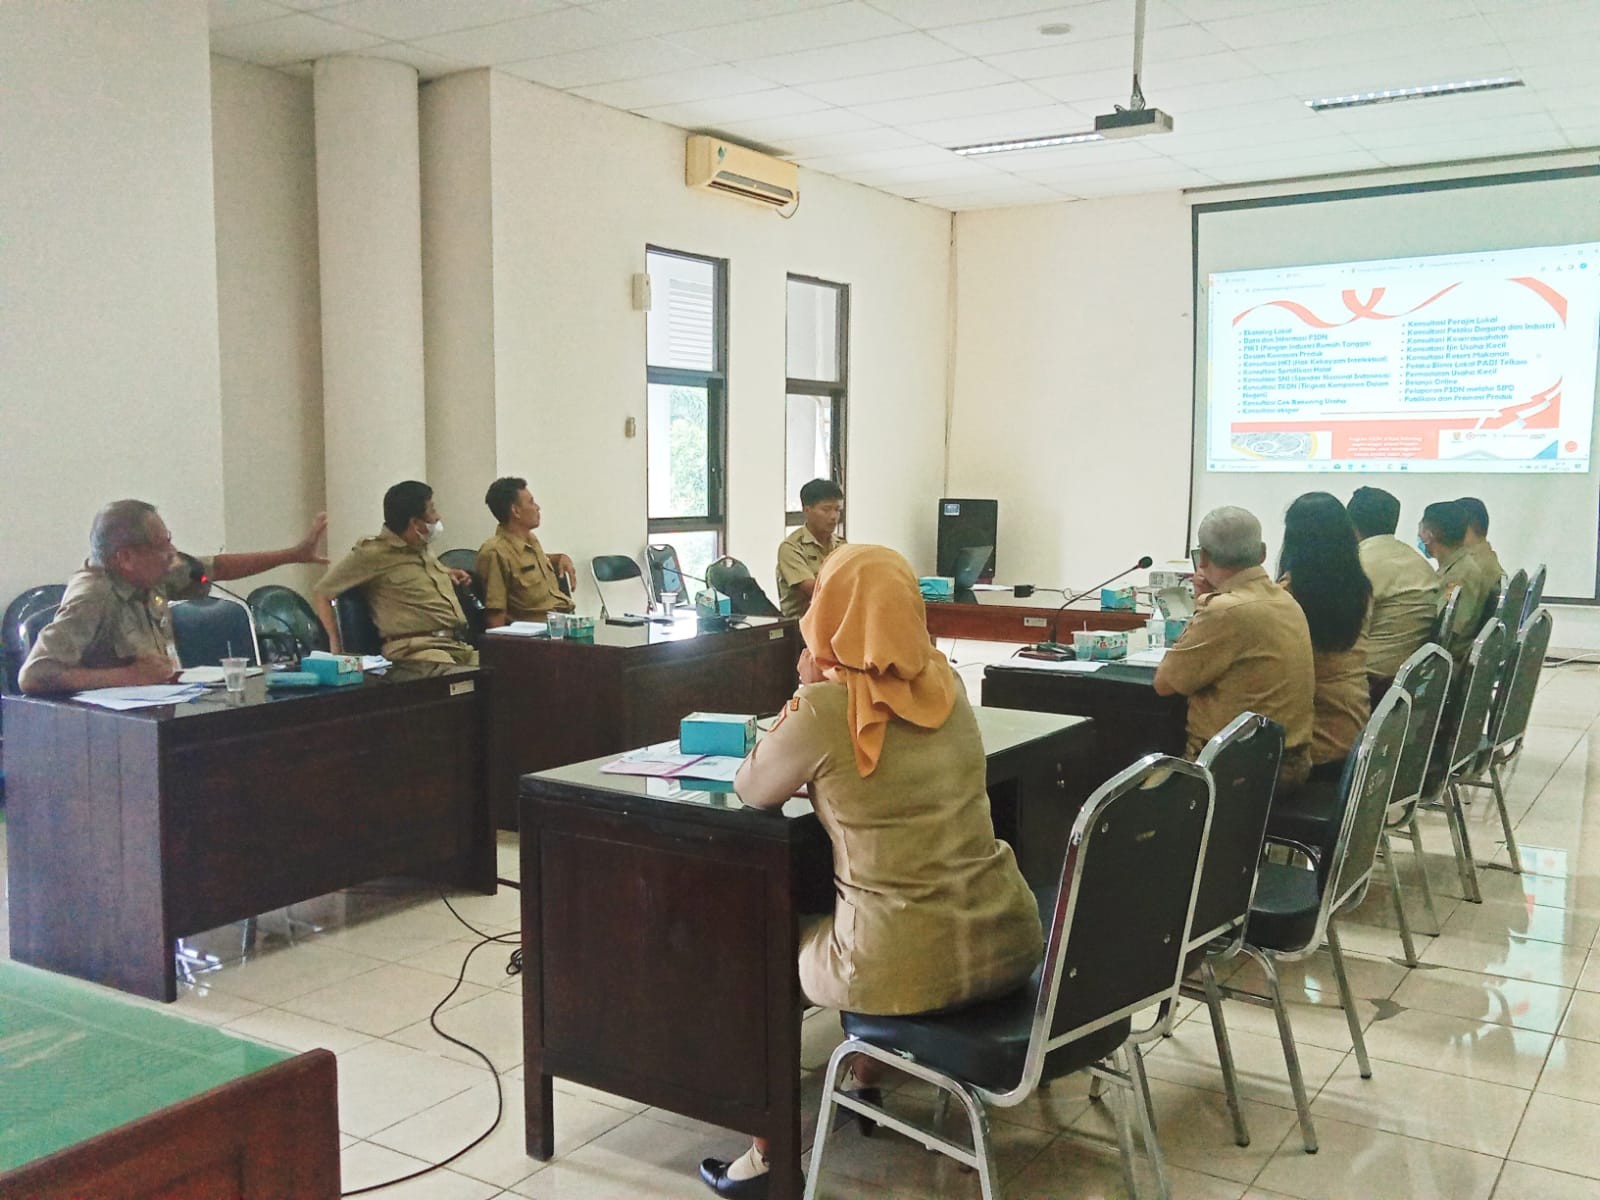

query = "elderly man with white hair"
[[1155, 505, 1317, 791]]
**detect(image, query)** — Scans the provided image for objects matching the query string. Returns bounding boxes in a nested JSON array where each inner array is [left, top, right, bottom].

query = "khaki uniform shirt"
[[1310, 643, 1370, 766], [21, 556, 215, 684], [1476, 540, 1505, 582], [1359, 535, 1441, 678], [1159, 566, 1316, 784], [776, 527, 843, 619], [1436, 543, 1498, 659], [316, 530, 468, 660], [475, 526, 574, 621], [735, 679, 1043, 1016]]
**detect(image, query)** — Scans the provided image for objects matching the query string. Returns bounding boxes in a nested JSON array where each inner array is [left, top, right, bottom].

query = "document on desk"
[[482, 621, 547, 637], [74, 684, 208, 710], [1004, 659, 1105, 674], [1124, 648, 1168, 667], [676, 755, 744, 782], [602, 743, 748, 781]]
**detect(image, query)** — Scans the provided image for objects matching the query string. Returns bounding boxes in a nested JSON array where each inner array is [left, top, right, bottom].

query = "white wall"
[[947, 191, 1196, 590], [211, 56, 325, 595], [0, 0, 224, 602], [482, 73, 953, 610]]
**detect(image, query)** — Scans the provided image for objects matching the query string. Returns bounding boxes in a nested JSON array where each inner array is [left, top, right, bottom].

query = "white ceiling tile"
[[1066, 173, 1207, 196], [781, 128, 929, 160], [1147, 73, 1296, 112], [663, 2, 910, 60], [1345, 110, 1568, 150], [1171, 132, 1364, 168], [1167, 0, 1328, 18], [914, 180, 1070, 205], [277, 0, 372, 8], [741, 32, 963, 85], [796, 143, 962, 172], [1281, 50, 1520, 101], [210, 13, 386, 65], [977, 32, 1127, 80], [1167, 94, 1322, 134], [798, 57, 1011, 106], [845, 157, 1007, 187], [570, 64, 777, 109], [904, 104, 1094, 148], [1500, 35, 1600, 70], [927, 1, 1189, 56], [852, 81, 1057, 128], [580, 0, 839, 38], [1030, 66, 1136, 105], [319, 0, 565, 41], [1208, 149, 1389, 180], [1236, 17, 1502, 75], [1140, 50, 1264, 88], [1023, 157, 1219, 185], [867, 1, 1081, 28], [1481, 1, 1600, 41], [210, 0, 295, 31], [369, 42, 473, 80], [1308, 85, 1553, 134], [714, 107, 881, 143], [632, 88, 829, 130], [502, 37, 709, 89], [1205, 0, 1480, 50], [1371, 132, 1573, 169], [411, 6, 627, 63], [994, 138, 1167, 173]]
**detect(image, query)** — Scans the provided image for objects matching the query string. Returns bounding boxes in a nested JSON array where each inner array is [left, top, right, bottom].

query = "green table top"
[[0, 962, 290, 1172]]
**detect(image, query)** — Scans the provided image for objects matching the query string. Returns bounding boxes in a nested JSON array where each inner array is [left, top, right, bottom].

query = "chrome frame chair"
[[1522, 564, 1547, 624], [169, 593, 261, 667], [805, 756, 1214, 1200], [1493, 569, 1529, 637], [1424, 619, 1511, 904], [1379, 643, 1454, 965], [3, 584, 65, 692], [1216, 687, 1411, 1130], [590, 554, 651, 621]]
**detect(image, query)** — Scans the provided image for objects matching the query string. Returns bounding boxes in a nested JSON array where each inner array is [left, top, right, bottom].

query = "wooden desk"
[[4, 663, 495, 1002], [517, 707, 1095, 1200], [0, 961, 340, 1198], [483, 613, 803, 828], [925, 589, 1146, 643], [982, 660, 1187, 793]]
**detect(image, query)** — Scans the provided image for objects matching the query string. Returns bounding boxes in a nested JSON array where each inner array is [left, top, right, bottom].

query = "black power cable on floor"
[[339, 894, 523, 1197]]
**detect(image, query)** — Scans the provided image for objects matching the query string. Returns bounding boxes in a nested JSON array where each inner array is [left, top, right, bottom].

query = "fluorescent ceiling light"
[[951, 131, 1103, 156], [1306, 76, 1523, 111]]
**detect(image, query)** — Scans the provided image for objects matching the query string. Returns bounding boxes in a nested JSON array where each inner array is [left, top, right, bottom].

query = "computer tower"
[[936, 499, 997, 581]]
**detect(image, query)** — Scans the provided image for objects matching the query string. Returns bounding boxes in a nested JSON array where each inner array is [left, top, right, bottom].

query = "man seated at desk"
[[776, 478, 844, 619], [1456, 496, 1506, 580], [1348, 486, 1440, 701], [1154, 506, 1316, 791], [476, 476, 576, 627], [1420, 499, 1498, 660], [18, 500, 328, 694], [313, 480, 477, 664]]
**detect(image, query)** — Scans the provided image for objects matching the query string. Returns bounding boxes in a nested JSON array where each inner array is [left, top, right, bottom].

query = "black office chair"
[[1431, 586, 1461, 652], [705, 555, 781, 618], [170, 594, 259, 667], [247, 584, 329, 660], [1523, 564, 1547, 624], [1492, 569, 1529, 641], [806, 755, 1214, 1200], [332, 589, 383, 656], [645, 543, 685, 604], [1178, 713, 1290, 1150], [3, 584, 65, 692], [590, 555, 650, 621]]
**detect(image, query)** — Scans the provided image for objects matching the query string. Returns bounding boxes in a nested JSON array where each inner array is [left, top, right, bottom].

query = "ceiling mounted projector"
[[1096, 0, 1173, 139]]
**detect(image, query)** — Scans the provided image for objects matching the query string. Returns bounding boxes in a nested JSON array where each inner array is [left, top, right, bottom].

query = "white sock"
[[725, 1145, 769, 1182]]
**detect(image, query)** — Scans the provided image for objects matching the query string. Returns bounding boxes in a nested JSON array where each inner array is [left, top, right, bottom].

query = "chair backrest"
[[1012, 755, 1213, 1099], [1189, 713, 1284, 951], [1494, 569, 1529, 634], [1523, 564, 1547, 624], [3, 584, 66, 692], [170, 594, 260, 667], [1386, 643, 1453, 813], [1432, 587, 1461, 647], [1327, 688, 1412, 916], [646, 544, 684, 601], [1490, 608, 1552, 752], [246, 584, 329, 657], [706, 556, 782, 618], [590, 555, 649, 619], [438, 547, 477, 575], [332, 589, 383, 655], [1446, 618, 1509, 777]]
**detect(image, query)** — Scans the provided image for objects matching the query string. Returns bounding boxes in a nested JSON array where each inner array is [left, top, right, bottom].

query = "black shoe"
[[699, 1157, 771, 1198], [832, 1086, 884, 1137]]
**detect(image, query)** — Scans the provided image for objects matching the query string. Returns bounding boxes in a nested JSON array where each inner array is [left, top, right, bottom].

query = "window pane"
[[786, 279, 839, 383], [647, 250, 716, 371], [648, 383, 710, 519], [666, 530, 721, 593], [785, 394, 833, 512]]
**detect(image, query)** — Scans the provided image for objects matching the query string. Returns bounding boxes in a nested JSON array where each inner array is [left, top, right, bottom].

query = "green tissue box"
[[680, 712, 757, 757], [302, 653, 364, 687]]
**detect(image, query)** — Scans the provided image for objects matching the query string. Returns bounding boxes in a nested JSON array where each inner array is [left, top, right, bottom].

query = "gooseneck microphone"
[[1050, 556, 1154, 644]]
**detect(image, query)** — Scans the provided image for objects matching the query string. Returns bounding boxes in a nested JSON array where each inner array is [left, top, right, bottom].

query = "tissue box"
[[302, 652, 364, 686], [918, 576, 954, 601], [565, 614, 595, 641], [1071, 628, 1150, 661], [680, 712, 757, 757], [1100, 586, 1137, 611], [696, 589, 732, 616]]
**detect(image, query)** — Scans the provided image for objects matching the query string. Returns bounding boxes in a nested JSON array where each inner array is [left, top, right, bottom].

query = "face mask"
[[1417, 538, 1430, 558], [422, 519, 443, 543]]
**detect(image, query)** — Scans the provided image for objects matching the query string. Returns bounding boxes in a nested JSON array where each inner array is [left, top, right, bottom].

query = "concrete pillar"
[[313, 56, 426, 551]]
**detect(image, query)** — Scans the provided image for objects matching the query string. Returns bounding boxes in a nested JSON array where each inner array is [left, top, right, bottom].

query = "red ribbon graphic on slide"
[[1232, 284, 1459, 327]]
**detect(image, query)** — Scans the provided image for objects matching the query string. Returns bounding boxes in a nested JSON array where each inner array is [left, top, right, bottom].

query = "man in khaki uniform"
[[1155, 506, 1316, 790], [1348, 486, 1441, 693], [776, 478, 844, 619], [1421, 500, 1498, 661], [475, 476, 575, 627], [1456, 496, 1506, 579], [19, 500, 328, 694], [313, 480, 476, 664]]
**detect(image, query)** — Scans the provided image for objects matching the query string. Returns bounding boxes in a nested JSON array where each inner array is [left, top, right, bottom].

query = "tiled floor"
[[6, 658, 1600, 1197]]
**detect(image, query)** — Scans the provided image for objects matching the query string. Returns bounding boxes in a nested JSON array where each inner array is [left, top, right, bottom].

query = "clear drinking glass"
[[547, 612, 567, 640], [221, 656, 249, 693]]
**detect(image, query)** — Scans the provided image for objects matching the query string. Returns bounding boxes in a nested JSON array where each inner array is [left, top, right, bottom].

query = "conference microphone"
[[1049, 556, 1154, 645]]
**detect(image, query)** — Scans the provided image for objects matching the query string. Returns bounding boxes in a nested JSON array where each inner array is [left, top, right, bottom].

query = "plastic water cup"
[[658, 590, 678, 614], [547, 612, 567, 640], [221, 656, 249, 693]]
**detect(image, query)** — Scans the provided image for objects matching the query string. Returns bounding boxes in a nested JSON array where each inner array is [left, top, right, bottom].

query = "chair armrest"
[[1263, 834, 1322, 869]]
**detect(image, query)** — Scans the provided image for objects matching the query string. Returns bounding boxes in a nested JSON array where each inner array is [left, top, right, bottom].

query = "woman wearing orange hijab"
[[699, 545, 1043, 1198]]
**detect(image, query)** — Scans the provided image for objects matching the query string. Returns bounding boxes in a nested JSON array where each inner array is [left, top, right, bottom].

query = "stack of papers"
[[177, 665, 264, 685], [602, 740, 746, 781], [74, 684, 208, 710], [1125, 648, 1168, 667], [483, 622, 547, 638], [1004, 659, 1105, 674]]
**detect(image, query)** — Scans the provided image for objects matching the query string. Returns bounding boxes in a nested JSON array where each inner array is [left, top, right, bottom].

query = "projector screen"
[[1193, 167, 1600, 600]]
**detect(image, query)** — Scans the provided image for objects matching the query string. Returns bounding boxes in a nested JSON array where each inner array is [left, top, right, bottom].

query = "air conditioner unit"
[[686, 135, 798, 209]]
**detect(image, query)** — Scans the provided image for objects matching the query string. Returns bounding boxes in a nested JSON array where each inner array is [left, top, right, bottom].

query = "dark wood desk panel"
[[484, 615, 802, 828], [983, 661, 1187, 794], [518, 707, 1094, 1200], [925, 591, 1146, 643], [4, 664, 495, 1002]]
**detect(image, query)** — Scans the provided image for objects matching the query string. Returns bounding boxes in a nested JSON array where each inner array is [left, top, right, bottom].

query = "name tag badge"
[[769, 629, 784, 640], [449, 680, 476, 696]]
